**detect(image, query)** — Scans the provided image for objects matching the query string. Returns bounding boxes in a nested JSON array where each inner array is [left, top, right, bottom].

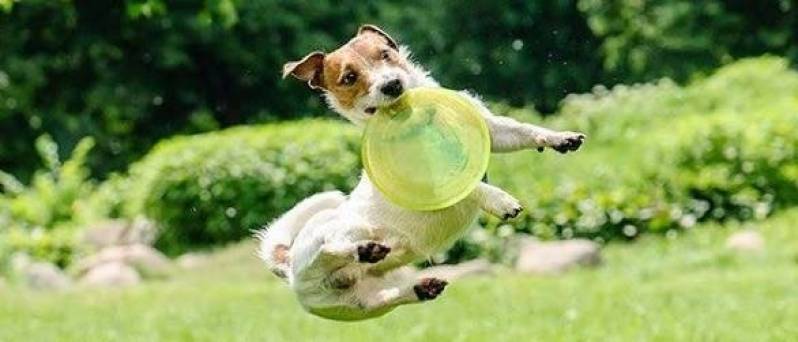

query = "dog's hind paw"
[[357, 242, 391, 263], [414, 278, 448, 301]]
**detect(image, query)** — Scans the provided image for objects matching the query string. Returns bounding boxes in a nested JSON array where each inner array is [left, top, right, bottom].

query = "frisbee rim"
[[362, 87, 491, 211]]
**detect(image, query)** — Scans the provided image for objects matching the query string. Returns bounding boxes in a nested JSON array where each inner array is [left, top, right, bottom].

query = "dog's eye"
[[341, 71, 358, 86], [380, 50, 391, 60]]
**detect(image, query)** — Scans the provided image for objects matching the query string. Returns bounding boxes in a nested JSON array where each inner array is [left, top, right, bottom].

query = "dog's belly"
[[345, 174, 481, 265]]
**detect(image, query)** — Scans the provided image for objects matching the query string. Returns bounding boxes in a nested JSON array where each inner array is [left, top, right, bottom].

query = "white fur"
[[261, 41, 585, 321]]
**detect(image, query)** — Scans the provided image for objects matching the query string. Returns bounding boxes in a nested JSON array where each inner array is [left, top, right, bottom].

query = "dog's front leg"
[[483, 114, 586, 153], [460, 92, 585, 153], [473, 182, 523, 220]]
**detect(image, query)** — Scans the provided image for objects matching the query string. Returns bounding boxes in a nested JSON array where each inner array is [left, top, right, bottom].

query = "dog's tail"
[[255, 191, 346, 281]]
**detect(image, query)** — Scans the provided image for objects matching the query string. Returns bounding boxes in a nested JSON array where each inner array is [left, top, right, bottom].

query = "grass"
[[2, 210, 797, 341]]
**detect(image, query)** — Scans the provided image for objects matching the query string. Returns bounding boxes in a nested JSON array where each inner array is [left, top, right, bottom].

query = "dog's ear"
[[357, 24, 398, 50], [282, 51, 326, 90]]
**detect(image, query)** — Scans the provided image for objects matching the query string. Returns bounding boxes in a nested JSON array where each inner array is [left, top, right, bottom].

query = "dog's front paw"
[[357, 242, 391, 263], [484, 192, 524, 220], [414, 278, 448, 301], [543, 131, 586, 154], [503, 205, 523, 220]]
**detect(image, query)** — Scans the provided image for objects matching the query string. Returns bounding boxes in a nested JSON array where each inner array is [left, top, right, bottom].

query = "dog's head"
[[283, 25, 434, 126]]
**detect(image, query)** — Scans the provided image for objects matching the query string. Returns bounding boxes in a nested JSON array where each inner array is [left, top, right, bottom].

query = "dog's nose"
[[380, 79, 404, 97]]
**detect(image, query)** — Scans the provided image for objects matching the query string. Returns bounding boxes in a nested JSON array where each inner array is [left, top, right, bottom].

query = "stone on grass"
[[80, 262, 141, 287], [726, 230, 764, 252], [24, 262, 71, 290], [10, 252, 32, 274], [516, 237, 601, 275], [176, 253, 207, 269], [80, 216, 157, 249], [420, 259, 495, 280], [75, 244, 171, 277]]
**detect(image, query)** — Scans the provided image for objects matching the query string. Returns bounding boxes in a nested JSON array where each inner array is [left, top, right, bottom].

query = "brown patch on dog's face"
[[283, 25, 410, 116], [320, 30, 407, 110]]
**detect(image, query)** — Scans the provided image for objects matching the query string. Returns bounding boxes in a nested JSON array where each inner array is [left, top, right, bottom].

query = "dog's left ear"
[[358, 24, 398, 50]]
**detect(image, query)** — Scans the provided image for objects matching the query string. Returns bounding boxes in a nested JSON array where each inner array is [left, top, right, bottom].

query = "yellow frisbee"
[[362, 88, 491, 211]]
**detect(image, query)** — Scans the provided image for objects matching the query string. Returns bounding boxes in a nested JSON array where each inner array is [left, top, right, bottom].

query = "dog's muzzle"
[[380, 79, 404, 97]]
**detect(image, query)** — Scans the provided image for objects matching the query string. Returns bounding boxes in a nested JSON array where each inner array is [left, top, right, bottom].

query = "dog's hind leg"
[[294, 239, 392, 290], [256, 191, 346, 279], [356, 268, 449, 311], [473, 182, 523, 220], [319, 240, 392, 266]]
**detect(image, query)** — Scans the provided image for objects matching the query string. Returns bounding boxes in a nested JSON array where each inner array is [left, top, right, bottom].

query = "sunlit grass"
[[2, 209, 797, 341]]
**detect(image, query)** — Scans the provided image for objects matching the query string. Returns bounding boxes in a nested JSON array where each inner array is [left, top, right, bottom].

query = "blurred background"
[[1, 1, 797, 340]]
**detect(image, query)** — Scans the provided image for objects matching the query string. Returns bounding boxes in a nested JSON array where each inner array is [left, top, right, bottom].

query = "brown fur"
[[283, 25, 410, 110]]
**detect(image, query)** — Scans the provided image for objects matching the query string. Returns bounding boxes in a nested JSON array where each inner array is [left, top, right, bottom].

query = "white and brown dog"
[[258, 25, 585, 321]]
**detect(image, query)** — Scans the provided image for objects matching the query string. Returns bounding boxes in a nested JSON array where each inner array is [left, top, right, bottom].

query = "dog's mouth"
[[365, 97, 404, 115]]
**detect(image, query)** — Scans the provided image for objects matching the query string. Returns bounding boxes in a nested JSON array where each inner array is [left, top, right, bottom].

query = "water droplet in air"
[[225, 207, 238, 218]]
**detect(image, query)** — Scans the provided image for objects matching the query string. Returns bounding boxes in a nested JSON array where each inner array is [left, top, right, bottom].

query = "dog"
[[257, 24, 585, 321]]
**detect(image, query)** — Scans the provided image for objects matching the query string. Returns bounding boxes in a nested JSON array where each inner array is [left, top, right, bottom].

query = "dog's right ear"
[[358, 24, 398, 50], [282, 51, 326, 90]]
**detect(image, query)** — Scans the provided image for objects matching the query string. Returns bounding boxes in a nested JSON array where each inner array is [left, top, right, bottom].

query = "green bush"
[[488, 57, 798, 241], [0, 135, 96, 268], [118, 119, 360, 255], [654, 57, 798, 225], [665, 105, 798, 224]]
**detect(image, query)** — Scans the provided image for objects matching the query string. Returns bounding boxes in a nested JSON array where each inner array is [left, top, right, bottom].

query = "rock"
[[80, 262, 141, 287], [176, 253, 207, 269], [516, 237, 601, 275], [24, 262, 71, 290], [80, 220, 127, 249], [126, 216, 158, 246], [10, 252, 32, 274], [75, 244, 171, 277], [419, 259, 495, 280], [80, 216, 157, 249], [726, 230, 764, 252]]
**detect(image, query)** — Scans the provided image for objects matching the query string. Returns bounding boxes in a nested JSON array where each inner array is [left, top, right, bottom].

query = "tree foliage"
[[579, 0, 797, 81]]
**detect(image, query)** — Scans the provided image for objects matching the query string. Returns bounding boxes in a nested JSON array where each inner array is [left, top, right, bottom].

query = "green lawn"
[[2, 210, 798, 342]]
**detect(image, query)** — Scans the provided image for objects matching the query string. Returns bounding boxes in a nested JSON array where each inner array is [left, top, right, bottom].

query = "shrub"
[[0, 135, 96, 268], [665, 106, 798, 224], [656, 57, 798, 224], [118, 119, 360, 255], [488, 57, 798, 242]]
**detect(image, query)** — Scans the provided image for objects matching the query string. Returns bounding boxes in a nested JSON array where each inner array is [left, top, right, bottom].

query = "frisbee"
[[362, 88, 491, 211]]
